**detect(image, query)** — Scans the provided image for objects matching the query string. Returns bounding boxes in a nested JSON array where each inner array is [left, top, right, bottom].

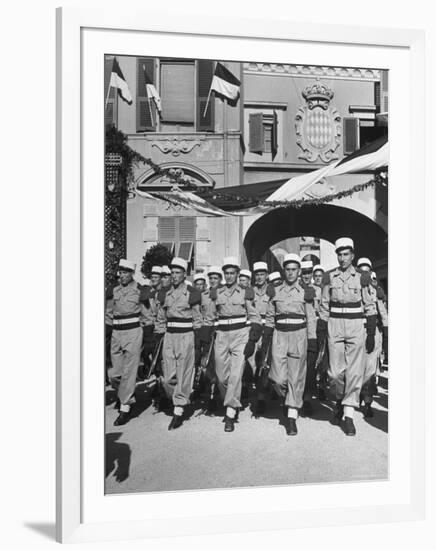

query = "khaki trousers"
[[268, 328, 307, 409], [361, 327, 383, 404], [161, 331, 195, 407], [214, 327, 249, 408], [327, 317, 365, 408], [109, 327, 143, 406]]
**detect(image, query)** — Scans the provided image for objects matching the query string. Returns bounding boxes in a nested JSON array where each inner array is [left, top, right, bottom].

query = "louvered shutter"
[[249, 112, 265, 153], [374, 81, 381, 112], [158, 217, 177, 241], [104, 57, 116, 128], [136, 57, 156, 132], [343, 117, 359, 154], [197, 60, 214, 131], [179, 217, 196, 240], [380, 70, 389, 113], [161, 62, 195, 123], [271, 110, 278, 159]]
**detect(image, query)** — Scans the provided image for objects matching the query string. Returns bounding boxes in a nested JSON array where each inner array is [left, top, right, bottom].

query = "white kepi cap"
[[282, 253, 301, 267], [161, 265, 171, 275], [253, 261, 268, 273], [357, 257, 373, 269], [313, 264, 325, 274], [335, 237, 354, 252], [193, 272, 206, 282], [118, 259, 136, 272], [150, 265, 163, 275], [170, 257, 188, 272], [300, 260, 313, 271], [239, 269, 252, 279], [207, 265, 223, 277], [268, 271, 282, 283], [222, 256, 240, 270]]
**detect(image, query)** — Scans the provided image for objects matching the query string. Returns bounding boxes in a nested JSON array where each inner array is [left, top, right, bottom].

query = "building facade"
[[105, 55, 388, 284]]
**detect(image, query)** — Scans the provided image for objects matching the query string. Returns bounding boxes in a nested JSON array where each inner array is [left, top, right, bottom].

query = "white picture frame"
[[56, 5, 426, 543]]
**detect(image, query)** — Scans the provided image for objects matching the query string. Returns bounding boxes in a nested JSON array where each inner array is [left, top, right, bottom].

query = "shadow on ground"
[[24, 523, 56, 541], [105, 432, 131, 482]]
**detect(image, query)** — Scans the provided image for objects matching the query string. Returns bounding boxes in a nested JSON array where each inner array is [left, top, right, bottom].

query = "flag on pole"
[[108, 58, 132, 105], [210, 62, 241, 101], [143, 65, 162, 113]]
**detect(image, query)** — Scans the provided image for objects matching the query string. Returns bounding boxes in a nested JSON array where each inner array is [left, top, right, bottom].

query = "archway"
[[243, 204, 387, 276]]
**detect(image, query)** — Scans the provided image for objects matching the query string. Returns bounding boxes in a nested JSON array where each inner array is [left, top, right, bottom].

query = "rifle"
[[255, 337, 271, 385], [315, 337, 327, 370], [193, 331, 216, 392], [145, 334, 164, 379]]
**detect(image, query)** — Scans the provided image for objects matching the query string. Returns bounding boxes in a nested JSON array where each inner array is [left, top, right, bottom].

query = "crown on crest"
[[302, 80, 334, 103]]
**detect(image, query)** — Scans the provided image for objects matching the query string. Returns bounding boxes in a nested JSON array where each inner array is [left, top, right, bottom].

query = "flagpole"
[[203, 87, 212, 118], [105, 83, 112, 110]]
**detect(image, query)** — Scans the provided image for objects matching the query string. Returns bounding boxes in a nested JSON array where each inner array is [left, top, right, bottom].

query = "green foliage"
[[141, 244, 173, 277]]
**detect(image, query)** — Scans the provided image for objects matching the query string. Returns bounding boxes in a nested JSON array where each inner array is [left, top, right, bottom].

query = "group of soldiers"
[[105, 236, 388, 437]]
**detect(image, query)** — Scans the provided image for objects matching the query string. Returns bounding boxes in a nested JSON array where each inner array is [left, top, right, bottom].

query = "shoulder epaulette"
[[244, 287, 255, 301], [105, 285, 114, 300], [376, 285, 386, 300], [266, 283, 276, 298], [321, 272, 331, 287], [188, 286, 202, 306], [304, 286, 316, 302], [360, 271, 371, 287], [156, 288, 168, 305], [209, 287, 218, 301]]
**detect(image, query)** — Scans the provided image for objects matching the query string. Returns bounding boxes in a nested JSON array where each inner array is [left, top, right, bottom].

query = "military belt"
[[167, 317, 193, 333]]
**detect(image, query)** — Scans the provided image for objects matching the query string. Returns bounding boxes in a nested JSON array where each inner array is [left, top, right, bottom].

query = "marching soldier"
[[154, 257, 209, 430], [299, 260, 320, 416], [312, 264, 325, 289], [239, 269, 252, 289], [247, 261, 270, 415], [317, 239, 377, 436], [160, 265, 172, 289], [357, 258, 389, 417], [106, 259, 148, 426], [312, 264, 328, 400], [139, 266, 162, 380], [261, 254, 317, 435], [207, 257, 262, 432], [193, 272, 207, 293], [268, 271, 283, 287]]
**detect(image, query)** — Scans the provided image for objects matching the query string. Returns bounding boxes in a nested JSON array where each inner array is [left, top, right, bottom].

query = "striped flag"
[[143, 65, 162, 113], [108, 58, 132, 105], [203, 62, 241, 116]]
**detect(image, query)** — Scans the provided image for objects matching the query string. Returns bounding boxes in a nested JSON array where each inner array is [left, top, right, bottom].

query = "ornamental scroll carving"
[[151, 138, 202, 157]]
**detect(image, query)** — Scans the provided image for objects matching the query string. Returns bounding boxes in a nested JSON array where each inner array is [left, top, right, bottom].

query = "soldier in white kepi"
[[106, 259, 148, 426], [268, 271, 283, 287], [317, 238, 377, 436], [205, 257, 262, 432], [239, 269, 252, 289], [154, 257, 209, 430], [261, 254, 317, 435]]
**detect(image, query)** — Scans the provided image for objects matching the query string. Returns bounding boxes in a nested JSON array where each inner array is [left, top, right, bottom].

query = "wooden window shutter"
[[196, 60, 215, 131], [161, 62, 195, 123], [179, 217, 196, 241], [271, 110, 278, 160], [374, 81, 381, 112], [104, 57, 116, 128], [249, 112, 265, 153], [343, 117, 359, 154], [380, 70, 389, 113], [158, 217, 177, 241], [136, 57, 156, 132]]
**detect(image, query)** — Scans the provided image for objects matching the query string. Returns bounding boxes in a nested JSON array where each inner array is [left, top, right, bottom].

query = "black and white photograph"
[[104, 54, 389, 495]]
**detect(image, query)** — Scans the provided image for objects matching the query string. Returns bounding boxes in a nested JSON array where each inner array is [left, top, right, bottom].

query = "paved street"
[[105, 373, 388, 494]]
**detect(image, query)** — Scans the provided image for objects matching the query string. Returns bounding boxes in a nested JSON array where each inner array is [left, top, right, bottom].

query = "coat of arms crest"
[[295, 80, 341, 163]]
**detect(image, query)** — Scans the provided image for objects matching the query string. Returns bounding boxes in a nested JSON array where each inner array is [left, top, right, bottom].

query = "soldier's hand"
[[366, 332, 375, 353], [244, 339, 256, 358]]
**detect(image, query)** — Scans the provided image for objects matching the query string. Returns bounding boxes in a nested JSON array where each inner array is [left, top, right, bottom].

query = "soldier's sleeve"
[[154, 290, 167, 334], [105, 286, 114, 325], [360, 272, 377, 317], [377, 297, 389, 327], [200, 293, 213, 327], [188, 288, 203, 330], [318, 275, 331, 322], [305, 300, 317, 340], [245, 287, 261, 325], [264, 285, 276, 329]]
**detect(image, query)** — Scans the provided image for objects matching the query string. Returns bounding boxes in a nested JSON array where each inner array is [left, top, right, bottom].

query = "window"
[[248, 111, 279, 159], [158, 217, 196, 273], [136, 58, 215, 133], [343, 112, 388, 154], [104, 56, 117, 129]]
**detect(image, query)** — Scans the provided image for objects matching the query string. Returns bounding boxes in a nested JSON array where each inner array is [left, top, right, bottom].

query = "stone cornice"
[[244, 63, 381, 81]]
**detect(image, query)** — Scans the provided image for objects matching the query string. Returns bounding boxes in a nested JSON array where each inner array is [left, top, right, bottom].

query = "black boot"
[[332, 400, 343, 424], [254, 399, 266, 417], [285, 417, 298, 436], [362, 403, 374, 418], [300, 400, 313, 417], [113, 411, 130, 426], [158, 396, 172, 412], [168, 414, 184, 430], [224, 416, 235, 432], [343, 416, 356, 436]]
